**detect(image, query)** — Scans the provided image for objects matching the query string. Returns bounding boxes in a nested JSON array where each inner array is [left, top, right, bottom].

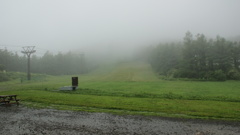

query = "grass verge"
[[1, 90, 240, 121]]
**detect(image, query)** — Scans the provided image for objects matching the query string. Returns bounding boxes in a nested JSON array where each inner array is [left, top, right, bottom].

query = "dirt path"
[[0, 106, 239, 135]]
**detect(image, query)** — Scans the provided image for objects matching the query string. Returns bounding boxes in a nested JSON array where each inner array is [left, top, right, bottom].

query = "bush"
[[227, 69, 240, 80], [211, 70, 226, 81], [172, 69, 199, 78], [0, 72, 26, 82], [0, 73, 10, 82], [166, 69, 177, 78]]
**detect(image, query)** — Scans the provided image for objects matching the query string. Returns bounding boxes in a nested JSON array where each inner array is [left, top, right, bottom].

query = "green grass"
[[1, 61, 240, 121], [74, 81, 240, 102]]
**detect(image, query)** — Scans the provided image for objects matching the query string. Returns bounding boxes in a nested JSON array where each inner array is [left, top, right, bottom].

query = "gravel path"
[[0, 106, 239, 135]]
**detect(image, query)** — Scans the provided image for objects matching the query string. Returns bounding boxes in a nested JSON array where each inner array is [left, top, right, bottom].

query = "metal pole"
[[27, 55, 30, 80], [21, 46, 36, 81]]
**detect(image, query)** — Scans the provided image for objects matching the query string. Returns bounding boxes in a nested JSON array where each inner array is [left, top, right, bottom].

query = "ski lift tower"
[[21, 46, 36, 80]]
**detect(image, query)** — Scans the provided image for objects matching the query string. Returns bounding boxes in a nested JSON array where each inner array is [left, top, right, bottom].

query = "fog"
[[1, 0, 240, 59]]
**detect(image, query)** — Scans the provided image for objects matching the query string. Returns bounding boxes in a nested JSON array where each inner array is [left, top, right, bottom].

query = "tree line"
[[1, 32, 240, 81], [0, 49, 87, 76], [146, 32, 240, 81]]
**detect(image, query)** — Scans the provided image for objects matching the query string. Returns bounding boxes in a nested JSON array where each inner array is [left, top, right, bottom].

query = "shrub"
[[211, 70, 226, 81], [227, 69, 240, 80], [0, 73, 10, 82], [172, 69, 199, 79]]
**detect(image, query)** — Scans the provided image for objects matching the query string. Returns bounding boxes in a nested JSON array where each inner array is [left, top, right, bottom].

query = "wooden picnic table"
[[0, 95, 20, 106]]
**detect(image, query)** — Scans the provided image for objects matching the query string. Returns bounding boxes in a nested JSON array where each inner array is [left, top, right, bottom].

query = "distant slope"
[[90, 61, 159, 81]]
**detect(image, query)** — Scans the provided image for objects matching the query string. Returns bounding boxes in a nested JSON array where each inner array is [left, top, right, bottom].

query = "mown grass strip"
[[2, 90, 240, 121]]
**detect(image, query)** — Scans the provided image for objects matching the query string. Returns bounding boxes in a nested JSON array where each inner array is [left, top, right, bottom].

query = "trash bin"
[[72, 77, 78, 90]]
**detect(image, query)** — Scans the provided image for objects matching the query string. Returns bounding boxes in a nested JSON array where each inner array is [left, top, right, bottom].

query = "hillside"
[[1, 61, 240, 121], [89, 61, 159, 82]]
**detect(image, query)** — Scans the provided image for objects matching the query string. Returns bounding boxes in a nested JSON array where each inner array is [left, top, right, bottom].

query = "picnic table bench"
[[0, 95, 20, 106]]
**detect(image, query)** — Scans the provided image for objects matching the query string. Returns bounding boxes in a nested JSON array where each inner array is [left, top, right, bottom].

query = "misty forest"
[[0, 50, 87, 81], [1, 32, 240, 81], [147, 32, 240, 81]]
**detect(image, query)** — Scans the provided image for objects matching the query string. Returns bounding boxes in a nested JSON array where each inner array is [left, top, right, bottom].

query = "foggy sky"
[[1, 0, 240, 56]]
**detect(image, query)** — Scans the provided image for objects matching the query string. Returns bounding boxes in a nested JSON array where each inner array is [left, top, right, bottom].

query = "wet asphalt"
[[0, 106, 239, 135]]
